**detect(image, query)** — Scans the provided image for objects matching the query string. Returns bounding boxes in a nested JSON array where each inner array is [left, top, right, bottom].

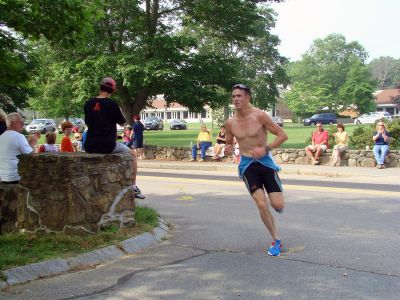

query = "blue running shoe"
[[268, 239, 281, 256]]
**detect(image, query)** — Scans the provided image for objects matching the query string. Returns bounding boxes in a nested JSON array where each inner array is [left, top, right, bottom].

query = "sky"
[[269, 0, 399, 62]]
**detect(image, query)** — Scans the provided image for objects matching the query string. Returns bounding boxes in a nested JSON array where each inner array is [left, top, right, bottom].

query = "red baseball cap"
[[100, 77, 116, 91]]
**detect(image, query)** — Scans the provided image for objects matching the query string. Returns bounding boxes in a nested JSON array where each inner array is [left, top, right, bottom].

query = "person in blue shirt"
[[373, 121, 391, 169], [131, 115, 145, 159]]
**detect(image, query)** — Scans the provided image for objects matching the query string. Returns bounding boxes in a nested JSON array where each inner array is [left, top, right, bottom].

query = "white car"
[[354, 112, 392, 124], [26, 119, 57, 133]]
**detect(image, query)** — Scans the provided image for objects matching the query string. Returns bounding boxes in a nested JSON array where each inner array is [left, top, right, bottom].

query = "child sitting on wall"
[[60, 121, 75, 152]]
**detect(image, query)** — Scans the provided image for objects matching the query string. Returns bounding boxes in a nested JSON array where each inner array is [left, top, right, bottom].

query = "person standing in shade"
[[84, 77, 145, 199], [190, 124, 212, 162], [373, 121, 391, 169], [0, 113, 37, 183], [225, 84, 288, 257], [131, 115, 145, 159]]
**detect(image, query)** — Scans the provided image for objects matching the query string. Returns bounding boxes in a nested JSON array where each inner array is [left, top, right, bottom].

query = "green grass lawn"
[[143, 123, 368, 149], [33, 123, 371, 149]]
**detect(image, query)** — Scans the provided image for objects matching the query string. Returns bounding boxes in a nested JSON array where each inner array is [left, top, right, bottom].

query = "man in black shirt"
[[84, 77, 144, 199]]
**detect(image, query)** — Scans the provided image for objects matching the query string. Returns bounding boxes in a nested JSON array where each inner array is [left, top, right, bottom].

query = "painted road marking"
[[141, 176, 399, 198]]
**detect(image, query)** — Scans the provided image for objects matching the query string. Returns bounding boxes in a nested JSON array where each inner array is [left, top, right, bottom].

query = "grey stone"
[[360, 157, 376, 168], [0, 278, 7, 290], [5, 258, 69, 285], [67, 245, 124, 269], [153, 227, 168, 241], [119, 232, 158, 254]]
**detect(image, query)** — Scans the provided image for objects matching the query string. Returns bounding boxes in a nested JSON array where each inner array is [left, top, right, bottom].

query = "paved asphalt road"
[[1, 169, 399, 299]]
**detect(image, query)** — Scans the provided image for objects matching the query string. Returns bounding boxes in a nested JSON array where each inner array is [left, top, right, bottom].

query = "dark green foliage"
[[284, 34, 375, 118], [0, 0, 93, 112], [31, 0, 287, 120]]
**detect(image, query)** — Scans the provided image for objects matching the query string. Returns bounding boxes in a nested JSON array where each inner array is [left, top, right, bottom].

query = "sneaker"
[[268, 239, 282, 256], [198, 159, 205, 162], [133, 186, 145, 199], [189, 158, 196, 162]]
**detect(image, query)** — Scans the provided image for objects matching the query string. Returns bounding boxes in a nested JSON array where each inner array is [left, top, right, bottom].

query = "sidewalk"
[[138, 159, 400, 180]]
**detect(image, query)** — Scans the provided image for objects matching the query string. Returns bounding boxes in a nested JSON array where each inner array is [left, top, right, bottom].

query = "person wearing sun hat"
[[83, 77, 145, 199]]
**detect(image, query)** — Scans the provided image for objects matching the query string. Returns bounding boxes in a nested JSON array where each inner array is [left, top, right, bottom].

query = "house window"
[[183, 111, 188, 119], [201, 110, 206, 118], [386, 108, 395, 115], [167, 112, 172, 119]]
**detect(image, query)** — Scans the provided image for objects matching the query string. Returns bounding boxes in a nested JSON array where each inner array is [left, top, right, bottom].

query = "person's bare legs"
[[305, 147, 316, 163], [314, 146, 323, 162], [129, 149, 137, 185], [251, 189, 280, 241]]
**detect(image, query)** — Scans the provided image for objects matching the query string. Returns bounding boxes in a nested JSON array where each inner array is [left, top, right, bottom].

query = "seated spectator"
[[38, 132, 59, 153], [72, 126, 83, 151], [330, 123, 348, 166], [373, 121, 391, 169], [211, 125, 226, 160], [60, 121, 75, 152], [190, 124, 212, 162], [0, 112, 37, 183], [0, 109, 7, 135], [122, 125, 133, 148], [231, 137, 240, 163], [305, 122, 329, 165]]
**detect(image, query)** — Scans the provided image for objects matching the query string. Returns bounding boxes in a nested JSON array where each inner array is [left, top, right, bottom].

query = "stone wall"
[[0, 153, 136, 235], [143, 146, 400, 167]]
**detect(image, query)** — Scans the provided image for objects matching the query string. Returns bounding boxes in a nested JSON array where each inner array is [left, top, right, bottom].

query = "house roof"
[[149, 99, 185, 109], [374, 88, 400, 105]]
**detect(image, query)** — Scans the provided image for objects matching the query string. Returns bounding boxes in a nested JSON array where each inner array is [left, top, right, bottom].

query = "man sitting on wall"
[[84, 77, 145, 199], [305, 122, 329, 165], [0, 113, 37, 183]]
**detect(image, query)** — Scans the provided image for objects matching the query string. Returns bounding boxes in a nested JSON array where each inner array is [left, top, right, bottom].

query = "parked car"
[[354, 112, 392, 124], [144, 116, 164, 130], [26, 119, 57, 134], [170, 119, 187, 130], [303, 113, 337, 126], [271, 116, 283, 127], [57, 117, 86, 133]]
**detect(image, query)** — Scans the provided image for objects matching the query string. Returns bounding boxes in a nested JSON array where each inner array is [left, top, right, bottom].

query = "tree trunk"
[[119, 87, 151, 123], [223, 104, 230, 121]]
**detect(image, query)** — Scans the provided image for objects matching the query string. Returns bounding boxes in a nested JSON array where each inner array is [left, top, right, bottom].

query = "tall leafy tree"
[[31, 0, 284, 121], [283, 34, 374, 118], [368, 56, 400, 89], [0, 0, 93, 112]]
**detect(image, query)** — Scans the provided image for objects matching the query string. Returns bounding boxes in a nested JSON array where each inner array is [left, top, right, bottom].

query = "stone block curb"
[[67, 245, 125, 270], [119, 232, 158, 254], [4, 258, 69, 286], [0, 217, 171, 289]]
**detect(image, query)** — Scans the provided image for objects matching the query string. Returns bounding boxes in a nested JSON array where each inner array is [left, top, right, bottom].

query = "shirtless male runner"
[[225, 84, 288, 256]]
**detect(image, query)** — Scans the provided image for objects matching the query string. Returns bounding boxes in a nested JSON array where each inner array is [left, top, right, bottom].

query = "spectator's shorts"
[[306, 144, 327, 152], [243, 162, 283, 194], [132, 136, 143, 149], [112, 143, 131, 154]]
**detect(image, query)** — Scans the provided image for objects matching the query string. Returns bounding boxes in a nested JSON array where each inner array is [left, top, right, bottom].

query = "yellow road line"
[[141, 176, 399, 197]]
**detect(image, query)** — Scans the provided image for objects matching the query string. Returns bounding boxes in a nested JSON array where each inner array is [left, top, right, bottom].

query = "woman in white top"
[[330, 123, 348, 166]]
